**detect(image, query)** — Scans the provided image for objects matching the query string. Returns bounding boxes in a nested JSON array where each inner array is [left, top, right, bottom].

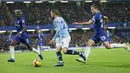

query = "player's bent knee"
[[62, 48, 68, 54], [56, 46, 61, 52], [10, 40, 17, 46], [103, 42, 111, 49], [87, 39, 95, 47], [63, 50, 67, 54]]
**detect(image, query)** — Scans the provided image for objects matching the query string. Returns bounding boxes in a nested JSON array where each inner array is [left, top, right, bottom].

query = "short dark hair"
[[51, 9, 62, 16], [91, 4, 99, 9]]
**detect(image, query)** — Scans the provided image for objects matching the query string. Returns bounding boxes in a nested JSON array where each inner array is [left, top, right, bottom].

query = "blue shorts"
[[92, 34, 109, 43], [107, 37, 111, 43], [13, 35, 30, 44]]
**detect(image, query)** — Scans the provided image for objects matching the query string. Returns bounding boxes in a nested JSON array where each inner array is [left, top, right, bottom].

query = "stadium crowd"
[[0, 2, 130, 52], [0, 2, 130, 25]]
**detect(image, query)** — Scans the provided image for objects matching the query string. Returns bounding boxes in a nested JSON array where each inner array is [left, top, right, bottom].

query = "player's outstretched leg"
[[104, 41, 130, 51], [37, 45, 44, 60], [76, 47, 91, 63], [26, 44, 43, 60], [111, 43, 130, 51], [76, 39, 94, 64], [63, 48, 86, 63]]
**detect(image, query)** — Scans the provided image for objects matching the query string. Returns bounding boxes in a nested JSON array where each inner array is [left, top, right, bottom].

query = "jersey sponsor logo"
[[15, 24, 20, 27], [15, 21, 20, 27]]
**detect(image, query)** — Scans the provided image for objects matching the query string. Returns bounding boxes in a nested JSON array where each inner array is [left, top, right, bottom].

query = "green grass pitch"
[[0, 48, 130, 73]]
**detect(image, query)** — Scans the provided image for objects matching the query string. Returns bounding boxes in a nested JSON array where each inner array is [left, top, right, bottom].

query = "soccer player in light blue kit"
[[8, 10, 43, 62], [73, 4, 130, 63], [49, 10, 86, 67]]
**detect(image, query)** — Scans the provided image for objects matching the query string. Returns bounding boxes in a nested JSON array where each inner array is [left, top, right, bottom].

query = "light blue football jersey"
[[52, 16, 70, 41]]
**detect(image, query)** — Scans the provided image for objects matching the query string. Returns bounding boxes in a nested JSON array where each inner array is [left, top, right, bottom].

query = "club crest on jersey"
[[15, 24, 20, 27], [15, 21, 20, 27]]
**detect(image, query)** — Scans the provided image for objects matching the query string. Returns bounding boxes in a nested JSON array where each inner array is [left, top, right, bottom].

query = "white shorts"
[[56, 37, 61, 47], [55, 36, 71, 48]]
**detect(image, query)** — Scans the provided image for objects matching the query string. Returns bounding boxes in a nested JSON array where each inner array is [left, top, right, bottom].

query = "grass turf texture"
[[0, 48, 130, 73]]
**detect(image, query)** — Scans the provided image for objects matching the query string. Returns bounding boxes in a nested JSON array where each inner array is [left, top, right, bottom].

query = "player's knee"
[[63, 50, 67, 54], [104, 42, 111, 49], [87, 43, 90, 47], [10, 40, 17, 46], [62, 48, 67, 54], [87, 44, 92, 47], [56, 47, 61, 52], [87, 40, 94, 47], [10, 43, 15, 46], [105, 45, 111, 49]]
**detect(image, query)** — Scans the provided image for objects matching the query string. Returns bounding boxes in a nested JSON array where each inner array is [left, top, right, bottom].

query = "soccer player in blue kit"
[[7, 31, 13, 44], [49, 10, 86, 67], [73, 4, 130, 63], [8, 10, 43, 62], [106, 30, 112, 43], [36, 27, 44, 55]]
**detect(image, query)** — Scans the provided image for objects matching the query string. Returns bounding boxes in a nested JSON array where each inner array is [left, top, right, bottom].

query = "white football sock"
[[110, 43, 124, 48], [85, 47, 91, 61], [32, 47, 40, 55], [37, 46, 42, 54], [9, 46, 14, 59]]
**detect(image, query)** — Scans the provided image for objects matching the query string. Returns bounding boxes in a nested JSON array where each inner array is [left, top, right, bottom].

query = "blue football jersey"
[[37, 33, 44, 46], [15, 17, 27, 35], [92, 12, 106, 35]]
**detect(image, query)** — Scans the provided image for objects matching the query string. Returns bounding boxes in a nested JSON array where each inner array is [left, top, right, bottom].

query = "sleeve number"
[[100, 19, 104, 28], [100, 36, 106, 41]]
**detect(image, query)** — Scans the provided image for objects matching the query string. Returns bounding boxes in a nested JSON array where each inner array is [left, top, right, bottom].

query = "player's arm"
[[73, 19, 93, 25], [21, 25, 26, 33], [17, 19, 26, 36], [49, 29, 55, 45], [49, 22, 61, 44], [103, 16, 108, 24], [50, 29, 55, 40], [21, 19, 26, 32], [103, 16, 108, 30], [52, 22, 61, 41]]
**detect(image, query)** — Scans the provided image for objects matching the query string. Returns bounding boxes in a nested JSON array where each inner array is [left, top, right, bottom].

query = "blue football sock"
[[66, 50, 80, 55], [56, 51, 63, 61]]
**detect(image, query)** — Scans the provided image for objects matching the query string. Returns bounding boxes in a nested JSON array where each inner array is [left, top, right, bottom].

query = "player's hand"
[[16, 33, 21, 37], [72, 22, 80, 25], [104, 26, 108, 30], [49, 39, 55, 45]]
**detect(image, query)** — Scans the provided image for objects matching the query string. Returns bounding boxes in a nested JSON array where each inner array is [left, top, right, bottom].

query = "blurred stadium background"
[[0, 0, 130, 52]]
